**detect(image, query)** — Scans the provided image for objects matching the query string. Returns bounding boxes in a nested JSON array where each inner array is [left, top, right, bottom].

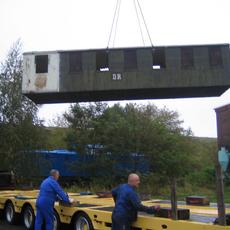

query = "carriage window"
[[69, 52, 82, 72], [209, 46, 223, 67], [152, 48, 166, 69], [124, 49, 137, 71], [96, 51, 109, 72], [35, 55, 48, 73], [181, 47, 194, 68]]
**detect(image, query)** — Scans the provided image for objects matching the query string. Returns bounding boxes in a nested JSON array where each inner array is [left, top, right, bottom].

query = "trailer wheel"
[[53, 210, 61, 230], [73, 212, 94, 230], [23, 205, 35, 230], [4, 202, 19, 224]]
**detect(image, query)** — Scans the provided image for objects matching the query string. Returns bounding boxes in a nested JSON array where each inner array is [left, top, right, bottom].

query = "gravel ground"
[[0, 211, 24, 230], [0, 197, 75, 230], [0, 220, 24, 230], [0, 220, 71, 230], [0, 215, 71, 230]]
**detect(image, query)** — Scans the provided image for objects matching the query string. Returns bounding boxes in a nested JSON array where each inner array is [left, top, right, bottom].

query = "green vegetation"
[[45, 127, 69, 150], [1, 41, 230, 207], [60, 103, 226, 211], [0, 41, 48, 179], [37, 102, 224, 204]]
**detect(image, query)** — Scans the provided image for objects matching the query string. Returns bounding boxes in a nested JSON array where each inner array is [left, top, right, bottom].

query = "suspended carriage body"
[[22, 44, 230, 103]]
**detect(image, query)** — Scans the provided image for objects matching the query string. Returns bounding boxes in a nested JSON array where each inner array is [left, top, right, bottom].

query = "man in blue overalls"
[[35, 169, 73, 230], [112, 173, 160, 230]]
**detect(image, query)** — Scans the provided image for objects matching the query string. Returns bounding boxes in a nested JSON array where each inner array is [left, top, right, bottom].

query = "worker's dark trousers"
[[112, 213, 131, 230], [35, 205, 54, 230]]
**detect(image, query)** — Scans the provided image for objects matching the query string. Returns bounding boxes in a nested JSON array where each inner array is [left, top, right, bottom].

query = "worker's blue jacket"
[[112, 183, 154, 222], [36, 176, 70, 208]]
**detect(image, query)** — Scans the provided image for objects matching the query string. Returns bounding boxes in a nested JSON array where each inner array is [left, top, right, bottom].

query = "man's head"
[[128, 173, 140, 188], [50, 169, 60, 181]]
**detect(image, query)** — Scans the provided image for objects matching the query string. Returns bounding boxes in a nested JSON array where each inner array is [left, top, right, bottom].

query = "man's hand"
[[69, 198, 80, 206]]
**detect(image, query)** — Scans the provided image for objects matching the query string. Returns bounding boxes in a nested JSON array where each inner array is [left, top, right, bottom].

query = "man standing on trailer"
[[112, 173, 160, 230], [35, 169, 73, 230]]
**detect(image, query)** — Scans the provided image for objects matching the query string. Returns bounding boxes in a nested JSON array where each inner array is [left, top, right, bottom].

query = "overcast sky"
[[1, 0, 230, 137]]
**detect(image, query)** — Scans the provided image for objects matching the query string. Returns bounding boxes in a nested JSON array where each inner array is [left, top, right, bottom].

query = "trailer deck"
[[0, 190, 230, 230]]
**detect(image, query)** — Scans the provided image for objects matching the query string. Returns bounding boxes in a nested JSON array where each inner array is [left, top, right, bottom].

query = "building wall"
[[215, 104, 230, 151]]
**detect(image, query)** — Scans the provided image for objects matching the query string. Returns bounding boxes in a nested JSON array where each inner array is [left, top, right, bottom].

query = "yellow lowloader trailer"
[[0, 190, 230, 230]]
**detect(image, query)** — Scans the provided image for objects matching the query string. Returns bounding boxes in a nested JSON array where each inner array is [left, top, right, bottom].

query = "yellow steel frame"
[[0, 190, 230, 230]]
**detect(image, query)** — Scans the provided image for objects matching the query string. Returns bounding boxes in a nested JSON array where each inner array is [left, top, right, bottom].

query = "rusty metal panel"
[[215, 104, 230, 151]]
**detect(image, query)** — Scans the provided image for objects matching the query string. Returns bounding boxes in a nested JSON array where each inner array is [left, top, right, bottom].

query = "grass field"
[[67, 184, 230, 204]]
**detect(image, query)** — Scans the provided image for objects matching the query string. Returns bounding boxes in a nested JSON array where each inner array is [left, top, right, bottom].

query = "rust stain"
[[35, 75, 47, 89]]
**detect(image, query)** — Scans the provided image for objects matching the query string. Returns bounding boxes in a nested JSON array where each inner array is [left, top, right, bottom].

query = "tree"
[[0, 40, 38, 124], [0, 40, 48, 178], [64, 102, 195, 201], [94, 103, 195, 217], [152, 130, 195, 219], [64, 102, 108, 152]]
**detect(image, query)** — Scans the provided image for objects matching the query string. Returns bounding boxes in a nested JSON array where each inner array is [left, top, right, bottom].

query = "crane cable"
[[112, 0, 122, 47], [107, 0, 121, 48], [133, 0, 145, 46], [136, 0, 154, 47], [107, 0, 153, 48]]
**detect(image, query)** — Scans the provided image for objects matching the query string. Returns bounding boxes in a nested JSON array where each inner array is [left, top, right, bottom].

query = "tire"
[[4, 202, 19, 225], [23, 205, 35, 230], [73, 212, 94, 230], [53, 210, 61, 230]]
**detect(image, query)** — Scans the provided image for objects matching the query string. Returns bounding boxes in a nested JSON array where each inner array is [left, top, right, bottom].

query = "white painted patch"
[[22, 52, 60, 93]]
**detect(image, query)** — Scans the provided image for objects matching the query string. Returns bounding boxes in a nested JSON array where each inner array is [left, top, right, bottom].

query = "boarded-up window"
[[69, 52, 82, 72], [35, 55, 48, 73], [209, 46, 223, 67], [152, 48, 166, 69], [96, 51, 109, 71], [124, 49, 137, 71], [181, 47, 194, 68]]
